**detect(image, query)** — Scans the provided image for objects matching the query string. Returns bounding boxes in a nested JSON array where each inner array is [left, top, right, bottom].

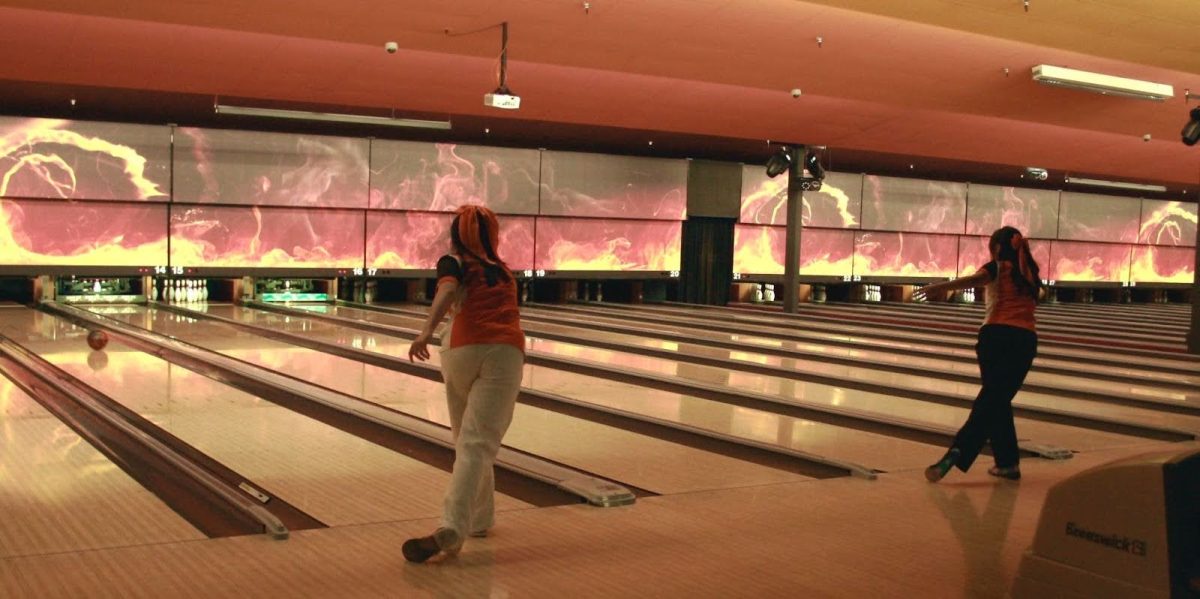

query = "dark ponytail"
[[990, 226, 1042, 300], [450, 213, 511, 287]]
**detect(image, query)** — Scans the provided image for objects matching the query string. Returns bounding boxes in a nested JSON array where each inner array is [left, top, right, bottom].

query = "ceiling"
[[0, 0, 1197, 195]]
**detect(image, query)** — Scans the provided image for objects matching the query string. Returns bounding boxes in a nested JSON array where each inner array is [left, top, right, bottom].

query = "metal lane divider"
[[45, 301, 635, 508], [0, 334, 290, 540], [245, 301, 879, 480]]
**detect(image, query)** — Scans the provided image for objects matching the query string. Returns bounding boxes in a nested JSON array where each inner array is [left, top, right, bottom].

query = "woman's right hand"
[[408, 332, 433, 362]]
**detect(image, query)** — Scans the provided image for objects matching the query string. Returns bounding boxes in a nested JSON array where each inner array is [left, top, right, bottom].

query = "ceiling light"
[[1182, 107, 1200, 146], [1032, 65, 1173, 101], [214, 105, 451, 129], [1064, 177, 1167, 193], [765, 147, 791, 178]]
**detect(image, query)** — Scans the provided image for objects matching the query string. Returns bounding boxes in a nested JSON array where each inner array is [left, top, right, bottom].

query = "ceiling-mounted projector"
[[485, 87, 521, 110], [1031, 65, 1173, 101]]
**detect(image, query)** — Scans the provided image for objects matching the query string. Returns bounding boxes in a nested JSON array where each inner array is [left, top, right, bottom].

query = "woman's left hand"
[[408, 332, 433, 362], [913, 283, 942, 301]]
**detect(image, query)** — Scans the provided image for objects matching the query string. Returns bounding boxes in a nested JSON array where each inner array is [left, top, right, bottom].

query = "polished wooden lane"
[[0, 377, 204, 559], [0, 309, 530, 528], [106, 305, 822, 493], [2, 441, 1187, 598]]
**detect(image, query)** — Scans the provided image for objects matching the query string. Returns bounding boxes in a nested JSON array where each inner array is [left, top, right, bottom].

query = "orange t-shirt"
[[436, 255, 525, 352], [979, 260, 1038, 332]]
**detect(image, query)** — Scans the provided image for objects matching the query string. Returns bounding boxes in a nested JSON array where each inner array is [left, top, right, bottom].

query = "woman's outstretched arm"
[[408, 279, 459, 362], [912, 269, 991, 301]]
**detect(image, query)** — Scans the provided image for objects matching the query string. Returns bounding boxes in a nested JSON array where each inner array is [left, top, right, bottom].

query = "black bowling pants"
[[952, 324, 1038, 470]]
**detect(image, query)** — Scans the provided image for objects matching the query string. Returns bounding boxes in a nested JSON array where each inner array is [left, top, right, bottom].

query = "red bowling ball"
[[86, 330, 108, 351]]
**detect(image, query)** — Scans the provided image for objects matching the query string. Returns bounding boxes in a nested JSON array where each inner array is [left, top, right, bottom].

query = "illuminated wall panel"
[[1057, 192, 1139, 243], [535, 217, 681, 271], [0, 117, 169, 201], [965, 185, 1059, 239], [1129, 246, 1195, 284], [366, 211, 535, 271], [1047, 241, 1132, 282], [861, 175, 967, 234], [956, 236, 1051, 278], [173, 128, 368, 208], [801, 228, 855, 276], [539, 151, 686, 220], [170, 205, 364, 268], [853, 231, 959, 278], [739, 168, 862, 228], [1138, 199, 1197, 247], [0, 199, 167, 266], [732, 224, 784, 275], [369, 141, 539, 215]]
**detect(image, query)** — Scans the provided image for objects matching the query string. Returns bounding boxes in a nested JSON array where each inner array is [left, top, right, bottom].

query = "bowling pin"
[[764, 284, 775, 302], [200, 280, 208, 302], [596, 284, 603, 302]]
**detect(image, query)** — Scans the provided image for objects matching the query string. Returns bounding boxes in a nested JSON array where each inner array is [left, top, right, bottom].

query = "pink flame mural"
[[370, 141, 539, 215], [732, 224, 784, 275], [1129, 246, 1195, 284], [956, 236, 1051, 278], [800, 229, 855, 276], [1047, 241, 1133, 282], [739, 168, 861, 228], [0, 199, 167, 266], [535, 218, 681, 271], [173, 128, 368, 208], [854, 231, 959, 278], [862, 175, 967, 235], [0, 118, 169, 201], [1138, 199, 1197, 247], [1057, 192, 1139, 244], [964, 185, 1059, 239], [539, 151, 686, 220], [366, 211, 535, 271], [170, 205, 364, 268]]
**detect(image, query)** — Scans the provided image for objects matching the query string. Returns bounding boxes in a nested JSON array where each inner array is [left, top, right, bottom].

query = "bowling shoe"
[[402, 528, 463, 563], [924, 448, 961, 483], [987, 466, 1021, 481]]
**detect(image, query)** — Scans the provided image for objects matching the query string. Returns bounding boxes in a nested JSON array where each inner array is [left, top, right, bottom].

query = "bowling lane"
[[104, 304, 825, 493], [517, 305, 1200, 390], [320, 305, 1146, 453], [515, 306, 1200, 432], [197, 304, 945, 474], [805, 302, 1188, 338], [829, 301, 1190, 332], [520, 306, 1199, 403], [0, 372, 205, 558], [565, 303, 1200, 372], [0, 308, 529, 527]]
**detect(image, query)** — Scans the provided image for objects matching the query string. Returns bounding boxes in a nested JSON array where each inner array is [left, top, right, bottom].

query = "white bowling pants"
[[438, 342, 524, 538]]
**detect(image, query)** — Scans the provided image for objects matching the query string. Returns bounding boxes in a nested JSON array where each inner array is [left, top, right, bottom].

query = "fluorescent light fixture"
[[214, 104, 451, 130], [1032, 65, 1173, 101], [1064, 177, 1167, 193]]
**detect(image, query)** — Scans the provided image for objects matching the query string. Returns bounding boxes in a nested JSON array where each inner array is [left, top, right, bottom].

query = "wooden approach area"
[[3, 440, 1189, 598]]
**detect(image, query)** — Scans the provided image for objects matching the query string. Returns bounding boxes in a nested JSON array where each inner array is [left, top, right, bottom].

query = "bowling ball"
[[86, 330, 108, 351]]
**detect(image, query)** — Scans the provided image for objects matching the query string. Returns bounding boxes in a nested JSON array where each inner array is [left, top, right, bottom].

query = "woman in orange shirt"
[[404, 205, 525, 563], [915, 226, 1043, 483]]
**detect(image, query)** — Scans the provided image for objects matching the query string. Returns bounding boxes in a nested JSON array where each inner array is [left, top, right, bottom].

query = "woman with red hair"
[[915, 226, 1043, 483], [404, 204, 525, 563]]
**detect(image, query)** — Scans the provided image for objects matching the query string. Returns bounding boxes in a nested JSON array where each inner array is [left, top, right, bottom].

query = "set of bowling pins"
[[864, 284, 882, 302], [158, 279, 207, 303], [752, 283, 776, 303], [960, 288, 977, 303]]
